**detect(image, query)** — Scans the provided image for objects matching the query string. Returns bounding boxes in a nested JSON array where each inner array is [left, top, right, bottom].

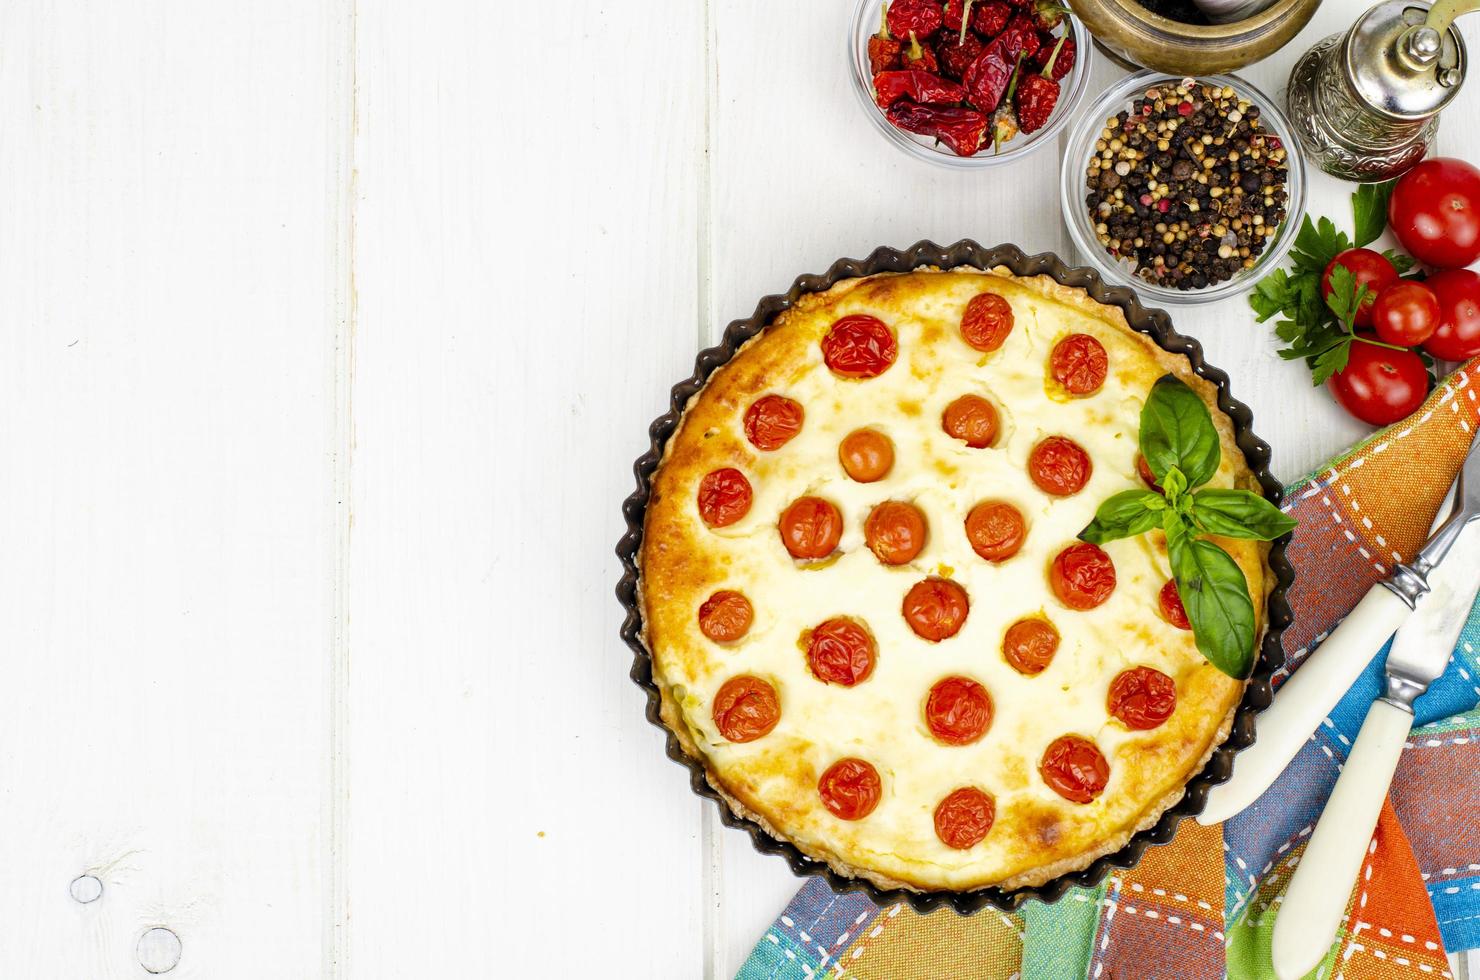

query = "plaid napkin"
[[739, 359, 1480, 980]]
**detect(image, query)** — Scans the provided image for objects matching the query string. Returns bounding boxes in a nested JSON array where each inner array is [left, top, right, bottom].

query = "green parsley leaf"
[[1384, 249, 1416, 275], [1352, 179, 1396, 248], [1290, 215, 1352, 274]]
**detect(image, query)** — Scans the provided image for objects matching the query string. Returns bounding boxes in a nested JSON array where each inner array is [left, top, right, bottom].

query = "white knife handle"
[[1198, 584, 1411, 825], [1271, 698, 1413, 980]]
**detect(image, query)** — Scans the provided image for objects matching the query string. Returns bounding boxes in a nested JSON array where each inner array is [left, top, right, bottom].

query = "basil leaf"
[[1190, 488, 1298, 540], [1079, 490, 1165, 545], [1139, 376, 1222, 489], [1352, 179, 1396, 248], [1169, 536, 1256, 679]]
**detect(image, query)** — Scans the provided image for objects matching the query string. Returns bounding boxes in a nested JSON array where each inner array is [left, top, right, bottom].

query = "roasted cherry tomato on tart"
[[1040, 735, 1109, 803], [806, 617, 878, 686], [818, 758, 883, 820], [1050, 333, 1108, 395], [697, 468, 753, 527], [934, 786, 996, 850], [839, 427, 895, 482], [712, 675, 780, 743], [1002, 616, 1060, 675], [942, 393, 999, 448], [743, 394, 804, 450], [1051, 542, 1116, 610], [1029, 436, 1092, 496], [1107, 666, 1177, 731], [1158, 579, 1191, 631], [965, 500, 1026, 561], [925, 675, 993, 745], [865, 500, 928, 565], [903, 577, 970, 640], [822, 314, 897, 379], [960, 292, 1015, 352], [698, 590, 754, 643], [779, 496, 844, 560]]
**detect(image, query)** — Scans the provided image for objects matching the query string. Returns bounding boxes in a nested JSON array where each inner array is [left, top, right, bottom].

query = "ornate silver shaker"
[[1286, 0, 1471, 182]]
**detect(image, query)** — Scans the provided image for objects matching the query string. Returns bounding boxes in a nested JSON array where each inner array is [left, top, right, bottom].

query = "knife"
[[1271, 514, 1480, 980], [1199, 434, 1480, 825]]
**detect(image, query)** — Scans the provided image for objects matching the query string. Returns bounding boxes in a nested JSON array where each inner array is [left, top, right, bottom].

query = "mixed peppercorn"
[[869, 0, 1077, 157], [1084, 81, 1290, 291]]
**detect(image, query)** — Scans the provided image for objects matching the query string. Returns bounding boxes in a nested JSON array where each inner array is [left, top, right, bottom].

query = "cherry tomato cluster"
[[868, 0, 1077, 156], [1323, 159, 1480, 427]]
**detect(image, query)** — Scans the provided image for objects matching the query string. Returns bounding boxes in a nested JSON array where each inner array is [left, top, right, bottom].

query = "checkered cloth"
[[740, 359, 1480, 979]]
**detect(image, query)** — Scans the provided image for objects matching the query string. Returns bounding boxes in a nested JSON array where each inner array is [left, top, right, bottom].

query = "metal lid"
[[1343, 0, 1467, 120]]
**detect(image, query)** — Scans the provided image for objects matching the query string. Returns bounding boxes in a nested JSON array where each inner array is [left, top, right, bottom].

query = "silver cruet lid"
[[1343, 0, 1468, 120]]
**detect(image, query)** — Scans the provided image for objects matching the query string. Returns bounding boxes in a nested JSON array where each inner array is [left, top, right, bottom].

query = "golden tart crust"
[[639, 268, 1268, 892]]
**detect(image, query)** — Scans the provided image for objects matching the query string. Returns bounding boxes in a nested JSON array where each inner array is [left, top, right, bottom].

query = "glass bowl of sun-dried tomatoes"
[[850, 0, 1093, 167]]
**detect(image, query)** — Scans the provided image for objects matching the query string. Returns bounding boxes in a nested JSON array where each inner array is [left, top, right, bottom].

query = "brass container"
[[1071, 0, 1322, 74]]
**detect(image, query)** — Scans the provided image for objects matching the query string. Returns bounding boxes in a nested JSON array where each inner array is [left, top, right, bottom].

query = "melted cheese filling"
[[656, 273, 1247, 888]]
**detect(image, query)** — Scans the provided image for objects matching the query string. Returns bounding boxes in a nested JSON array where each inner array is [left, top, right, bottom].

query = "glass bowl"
[[848, 0, 1094, 168], [1059, 70, 1307, 307]]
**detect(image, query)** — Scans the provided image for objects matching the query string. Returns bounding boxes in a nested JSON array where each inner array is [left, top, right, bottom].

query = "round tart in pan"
[[624, 248, 1288, 908]]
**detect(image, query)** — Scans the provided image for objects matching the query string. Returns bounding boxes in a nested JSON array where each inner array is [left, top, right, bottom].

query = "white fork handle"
[[1271, 698, 1413, 980], [1199, 584, 1411, 825]]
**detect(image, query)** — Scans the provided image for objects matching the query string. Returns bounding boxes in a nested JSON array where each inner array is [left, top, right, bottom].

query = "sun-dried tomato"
[[962, 25, 1032, 113], [886, 0, 945, 41], [935, 29, 984, 80], [971, 0, 1012, 35]]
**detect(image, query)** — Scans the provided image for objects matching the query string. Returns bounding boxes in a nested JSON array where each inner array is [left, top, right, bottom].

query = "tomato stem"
[[878, 0, 891, 39], [1041, 33, 1067, 78], [959, 0, 975, 43]]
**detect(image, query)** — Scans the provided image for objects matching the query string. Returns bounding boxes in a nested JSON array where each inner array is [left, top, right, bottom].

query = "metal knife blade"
[[1385, 519, 1480, 700]]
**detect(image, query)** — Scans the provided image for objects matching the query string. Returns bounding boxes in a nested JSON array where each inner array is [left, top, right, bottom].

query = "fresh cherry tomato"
[[1107, 666, 1177, 730], [902, 577, 970, 641], [1371, 281, 1440, 347], [839, 428, 895, 482], [1423, 268, 1480, 361], [697, 468, 752, 528], [1388, 157, 1480, 269], [822, 315, 897, 379], [778, 496, 843, 560], [817, 758, 882, 820], [942, 393, 999, 448], [934, 786, 995, 850], [1051, 542, 1116, 610], [1322, 248, 1399, 328], [1002, 616, 1059, 675], [806, 617, 877, 686], [1136, 453, 1164, 494], [924, 675, 993, 745], [698, 590, 754, 643], [1158, 579, 1191, 631], [1328, 342, 1428, 427], [1040, 735, 1109, 803], [964, 500, 1026, 561], [865, 500, 928, 565], [960, 292, 1015, 352], [743, 394, 804, 451], [712, 675, 780, 743], [1029, 436, 1092, 496], [1050, 333, 1109, 395]]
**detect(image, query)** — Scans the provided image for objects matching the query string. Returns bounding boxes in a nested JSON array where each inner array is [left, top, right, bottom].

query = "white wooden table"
[[1, 1, 1476, 977]]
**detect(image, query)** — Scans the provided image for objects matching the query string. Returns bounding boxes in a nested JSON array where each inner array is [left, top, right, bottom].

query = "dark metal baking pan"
[[615, 239, 1296, 914]]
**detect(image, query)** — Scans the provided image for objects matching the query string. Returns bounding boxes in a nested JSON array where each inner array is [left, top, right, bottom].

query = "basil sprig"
[[1078, 376, 1297, 678]]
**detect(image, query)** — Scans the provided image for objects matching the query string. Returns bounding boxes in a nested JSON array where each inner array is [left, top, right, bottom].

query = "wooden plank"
[[703, 2, 1077, 971], [345, 0, 709, 975], [0, 1, 353, 975]]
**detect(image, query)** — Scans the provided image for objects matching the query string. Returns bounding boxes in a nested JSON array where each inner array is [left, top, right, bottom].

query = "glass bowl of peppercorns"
[[1059, 70, 1307, 305], [850, 0, 1094, 167]]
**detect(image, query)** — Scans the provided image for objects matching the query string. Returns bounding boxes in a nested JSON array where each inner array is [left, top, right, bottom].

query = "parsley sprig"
[[1249, 182, 1417, 386], [1078, 377, 1296, 678]]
